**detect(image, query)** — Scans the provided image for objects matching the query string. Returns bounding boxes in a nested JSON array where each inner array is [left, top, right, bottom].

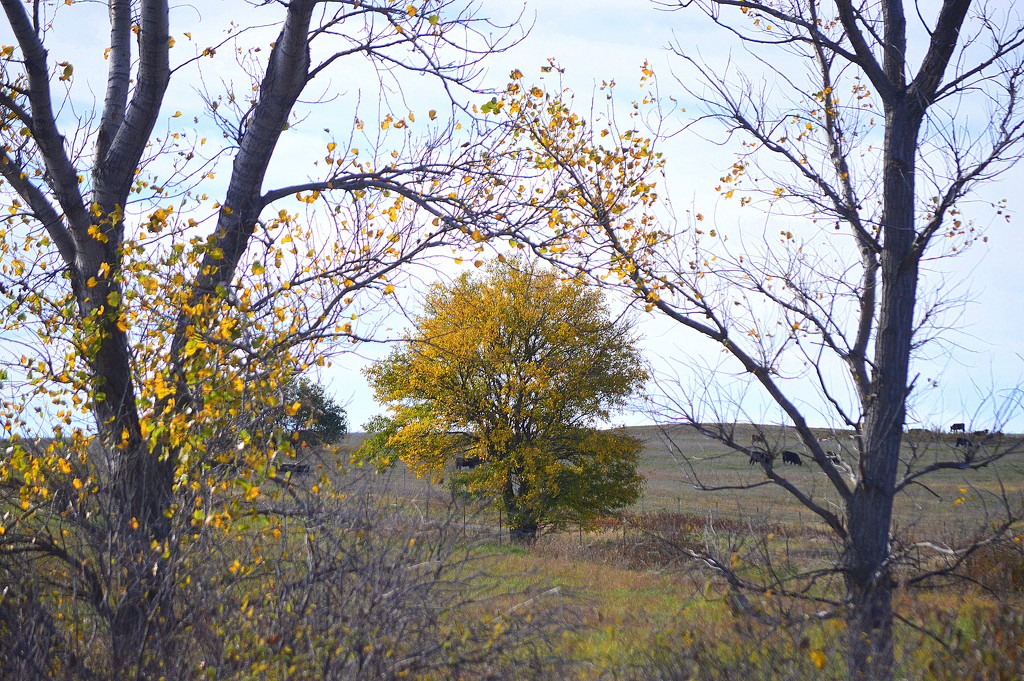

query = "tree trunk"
[[502, 478, 539, 544], [844, 96, 923, 681], [78, 256, 176, 672], [508, 515, 539, 544]]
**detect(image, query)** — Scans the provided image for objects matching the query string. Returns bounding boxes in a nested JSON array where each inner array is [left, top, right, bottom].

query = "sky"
[[3, 1, 1024, 435], [326, 0, 1024, 433]]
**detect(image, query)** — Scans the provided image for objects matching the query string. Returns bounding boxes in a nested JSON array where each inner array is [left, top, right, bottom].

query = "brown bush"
[[962, 539, 1024, 593]]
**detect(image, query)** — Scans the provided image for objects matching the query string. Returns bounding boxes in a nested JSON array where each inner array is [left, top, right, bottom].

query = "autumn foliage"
[[364, 259, 647, 541]]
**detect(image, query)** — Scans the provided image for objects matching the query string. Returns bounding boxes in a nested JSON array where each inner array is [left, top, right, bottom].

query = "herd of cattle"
[[949, 423, 997, 452], [747, 445, 832, 467], [441, 422, 1000, 473], [747, 433, 814, 467], [744, 422, 996, 468]]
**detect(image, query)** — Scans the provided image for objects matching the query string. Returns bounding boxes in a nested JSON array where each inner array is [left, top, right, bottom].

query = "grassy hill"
[[331, 424, 1023, 543]]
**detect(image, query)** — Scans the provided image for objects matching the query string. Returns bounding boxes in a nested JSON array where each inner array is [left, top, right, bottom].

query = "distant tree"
[[276, 377, 348, 447], [364, 259, 647, 541]]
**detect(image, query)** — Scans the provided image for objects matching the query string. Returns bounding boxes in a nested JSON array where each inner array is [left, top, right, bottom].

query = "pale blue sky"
[[330, 1, 1024, 433], [2, 1, 1022, 435]]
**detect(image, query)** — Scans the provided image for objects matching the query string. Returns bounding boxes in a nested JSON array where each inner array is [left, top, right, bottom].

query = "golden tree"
[[364, 259, 647, 541], [0, 1, 562, 676]]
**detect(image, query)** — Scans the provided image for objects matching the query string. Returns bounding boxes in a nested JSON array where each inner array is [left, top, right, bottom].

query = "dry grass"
[[321, 426, 1024, 678], [622, 424, 1024, 541], [332, 425, 1024, 545]]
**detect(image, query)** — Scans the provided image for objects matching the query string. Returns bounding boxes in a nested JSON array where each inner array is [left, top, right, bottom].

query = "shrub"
[[961, 539, 1024, 594]]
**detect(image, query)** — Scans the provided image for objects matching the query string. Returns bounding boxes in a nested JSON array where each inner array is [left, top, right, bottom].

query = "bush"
[[922, 604, 1024, 681], [962, 539, 1024, 594], [0, 474, 574, 680]]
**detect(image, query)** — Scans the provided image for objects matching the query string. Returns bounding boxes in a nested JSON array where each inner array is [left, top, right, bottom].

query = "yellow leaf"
[[406, 5, 417, 16], [810, 650, 827, 669]]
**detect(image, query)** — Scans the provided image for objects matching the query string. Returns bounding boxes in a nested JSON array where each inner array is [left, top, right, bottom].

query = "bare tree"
[[490, 2, 1024, 679]]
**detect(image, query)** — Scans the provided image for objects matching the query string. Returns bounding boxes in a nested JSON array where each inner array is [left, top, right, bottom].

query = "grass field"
[[7, 425, 1020, 679], [330, 424, 1024, 540], [316, 424, 1024, 679]]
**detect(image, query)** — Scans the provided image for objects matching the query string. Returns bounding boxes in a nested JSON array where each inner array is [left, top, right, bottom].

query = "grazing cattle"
[[950, 422, 966, 433], [277, 462, 310, 475], [955, 437, 973, 449], [751, 433, 767, 445], [972, 429, 989, 437], [782, 450, 802, 466], [748, 449, 775, 467], [454, 455, 483, 471]]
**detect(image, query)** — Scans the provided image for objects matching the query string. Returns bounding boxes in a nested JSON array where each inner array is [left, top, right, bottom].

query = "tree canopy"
[[275, 376, 348, 447], [364, 259, 647, 541], [0, 1, 537, 675]]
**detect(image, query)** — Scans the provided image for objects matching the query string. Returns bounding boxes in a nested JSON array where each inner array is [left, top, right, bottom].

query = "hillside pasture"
[[328, 425, 1024, 547]]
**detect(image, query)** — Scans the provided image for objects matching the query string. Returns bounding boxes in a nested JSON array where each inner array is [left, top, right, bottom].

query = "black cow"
[[748, 449, 774, 467], [454, 455, 483, 471], [751, 433, 767, 445], [950, 422, 966, 433], [782, 450, 802, 466], [955, 437, 973, 449], [277, 462, 310, 475]]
